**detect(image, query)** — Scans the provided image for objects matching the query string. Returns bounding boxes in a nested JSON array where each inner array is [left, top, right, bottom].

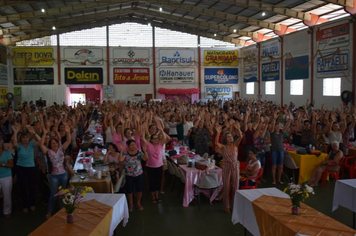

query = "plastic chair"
[[322, 157, 345, 187], [239, 161, 248, 171], [284, 152, 299, 181], [239, 168, 264, 189], [341, 155, 356, 179], [114, 170, 126, 193], [194, 173, 220, 208]]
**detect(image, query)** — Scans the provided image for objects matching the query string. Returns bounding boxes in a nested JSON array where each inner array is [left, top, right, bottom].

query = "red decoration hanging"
[[158, 88, 199, 95]]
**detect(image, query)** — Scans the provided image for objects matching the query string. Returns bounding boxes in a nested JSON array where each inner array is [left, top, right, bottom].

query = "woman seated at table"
[[103, 143, 120, 166], [119, 139, 148, 211], [307, 141, 343, 187], [240, 148, 261, 187]]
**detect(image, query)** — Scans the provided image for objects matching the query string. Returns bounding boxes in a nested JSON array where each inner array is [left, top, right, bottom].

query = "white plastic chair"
[[194, 173, 220, 208]]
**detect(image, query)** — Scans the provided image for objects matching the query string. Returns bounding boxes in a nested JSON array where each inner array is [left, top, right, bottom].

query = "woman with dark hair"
[[11, 124, 39, 214], [215, 121, 243, 214], [240, 147, 261, 187], [142, 120, 170, 203], [145, 123, 157, 142], [119, 139, 148, 211], [37, 123, 72, 219], [194, 118, 212, 156], [103, 143, 120, 165], [0, 140, 14, 218]]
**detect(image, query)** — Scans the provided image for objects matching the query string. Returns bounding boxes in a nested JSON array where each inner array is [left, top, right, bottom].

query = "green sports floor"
[[0, 170, 354, 236]]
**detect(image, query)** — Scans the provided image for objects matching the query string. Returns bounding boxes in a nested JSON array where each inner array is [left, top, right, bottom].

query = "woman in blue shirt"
[[0, 140, 13, 218], [12, 124, 40, 213]]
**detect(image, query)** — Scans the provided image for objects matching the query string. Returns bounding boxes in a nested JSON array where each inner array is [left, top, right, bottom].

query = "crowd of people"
[[0, 97, 354, 216]]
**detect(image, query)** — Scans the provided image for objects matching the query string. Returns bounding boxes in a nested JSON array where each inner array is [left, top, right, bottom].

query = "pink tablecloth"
[[180, 164, 223, 207]]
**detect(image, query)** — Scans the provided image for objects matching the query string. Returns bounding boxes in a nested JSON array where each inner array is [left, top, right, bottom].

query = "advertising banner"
[[261, 62, 280, 81], [11, 48, 54, 66], [316, 50, 349, 78], [103, 85, 114, 98], [113, 68, 149, 84], [64, 68, 103, 84], [204, 68, 238, 84], [0, 87, 7, 106], [243, 47, 258, 82], [316, 23, 349, 50], [159, 49, 195, 65], [205, 86, 233, 98], [159, 67, 195, 84], [64, 48, 103, 66], [285, 55, 309, 80], [0, 65, 7, 85], [13, 68, 54, 85], [204, 50, 238, 66], [261, 41, 280, 57], [112, 49, 150, 65]]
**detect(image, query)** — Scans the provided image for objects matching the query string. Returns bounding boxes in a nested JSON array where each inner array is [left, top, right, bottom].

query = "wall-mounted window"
[[246, 82, 254, 95], [290, 80, 303, 95], [323, 78, 341, 96], [265, 81, 275, 95]]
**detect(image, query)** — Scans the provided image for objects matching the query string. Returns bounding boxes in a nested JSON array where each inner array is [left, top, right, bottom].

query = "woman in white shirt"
[[183, 112, 194, 146], [240, 147, 261, 187]]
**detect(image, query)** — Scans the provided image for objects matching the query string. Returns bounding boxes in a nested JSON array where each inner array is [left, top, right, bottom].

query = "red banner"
[[113, 68, 149, 84]]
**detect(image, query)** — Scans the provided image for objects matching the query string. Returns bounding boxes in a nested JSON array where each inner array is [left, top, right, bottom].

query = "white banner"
[[261, 40, 280, 57], [64, 48, 103, 66], [159, 67, 195, 84], [205, 86, 233, 98], [159, 49, 195, 65], [112, 48, 150, 65]]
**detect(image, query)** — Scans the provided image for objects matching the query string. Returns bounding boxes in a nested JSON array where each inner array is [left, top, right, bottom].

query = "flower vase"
[[67, 213, 74, 223], [292, 206, 299, 215]]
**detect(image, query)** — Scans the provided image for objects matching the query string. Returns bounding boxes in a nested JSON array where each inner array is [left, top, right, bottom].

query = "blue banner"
[[285, 55, 309, 80], [204, 68, 238, 84], [262, 62, 280, 81]]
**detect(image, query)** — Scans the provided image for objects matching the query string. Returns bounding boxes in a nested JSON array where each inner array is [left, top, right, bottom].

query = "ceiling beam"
[[2, 6, 256, 40], [322, 0, 354, 7], [2, 15, 248, 46], [150, 0, 284, 31], [0, 0, 36, 8], [0, 0, 130, 24]]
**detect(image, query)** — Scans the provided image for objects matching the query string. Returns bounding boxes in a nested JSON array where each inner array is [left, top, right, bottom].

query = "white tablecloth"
[[231, 187, 289, 236], [332, 179, 356, 213], [83, 193, 129, 236]]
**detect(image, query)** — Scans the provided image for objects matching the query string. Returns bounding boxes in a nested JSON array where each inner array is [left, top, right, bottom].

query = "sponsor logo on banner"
[[316, 23, 349, 50], [113, 68, 149, 84], [0, 87, 8, 106], [262, 61, 280, 81], [159, 67, 195, 84], [113, 49, 150, 64], [159, 49, 194, 65], [243, 47, 258, 82], [13, 68, 54, 85], [0, 65, 7, 85], [64, 48, 103, 65], [316, 50, 349, 77], [285, 55, 309, 80], [261, 41, 280, 57], [204, 68, 238, 84], [204, 50, 238, 66], [205, 86, 232, 98], [65, 68, 103, 84], [11, 48, 53, 66]]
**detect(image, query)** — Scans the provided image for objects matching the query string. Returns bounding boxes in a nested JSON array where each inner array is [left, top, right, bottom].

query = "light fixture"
[[159, 7, 162, 11], [262, 12, 265, 16], [148, 23, 151, 26], [233, 29, 236, 33], [214, 33, 217, 36], [41, 8, 45, 13], [52, 26, 56, 30]]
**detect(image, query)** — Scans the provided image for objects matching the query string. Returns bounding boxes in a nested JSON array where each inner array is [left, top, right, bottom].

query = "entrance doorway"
[[66, 85, 102, 106]]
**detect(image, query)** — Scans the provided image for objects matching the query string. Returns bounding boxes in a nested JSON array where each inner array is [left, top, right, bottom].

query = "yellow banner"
[[204, 50, 238, 66], [0, 87, 8, 106], [11, 48, 54, 66]]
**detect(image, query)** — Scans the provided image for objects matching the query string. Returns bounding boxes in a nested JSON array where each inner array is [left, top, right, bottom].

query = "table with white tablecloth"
[[83, 193, 129, 236], [231, 187, 289, 236], [332, 179, 356, 229]]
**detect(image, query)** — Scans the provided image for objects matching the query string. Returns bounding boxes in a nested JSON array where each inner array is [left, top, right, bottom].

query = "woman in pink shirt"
[[142, 122, 170, 203], [103, 143, 120, 166]]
